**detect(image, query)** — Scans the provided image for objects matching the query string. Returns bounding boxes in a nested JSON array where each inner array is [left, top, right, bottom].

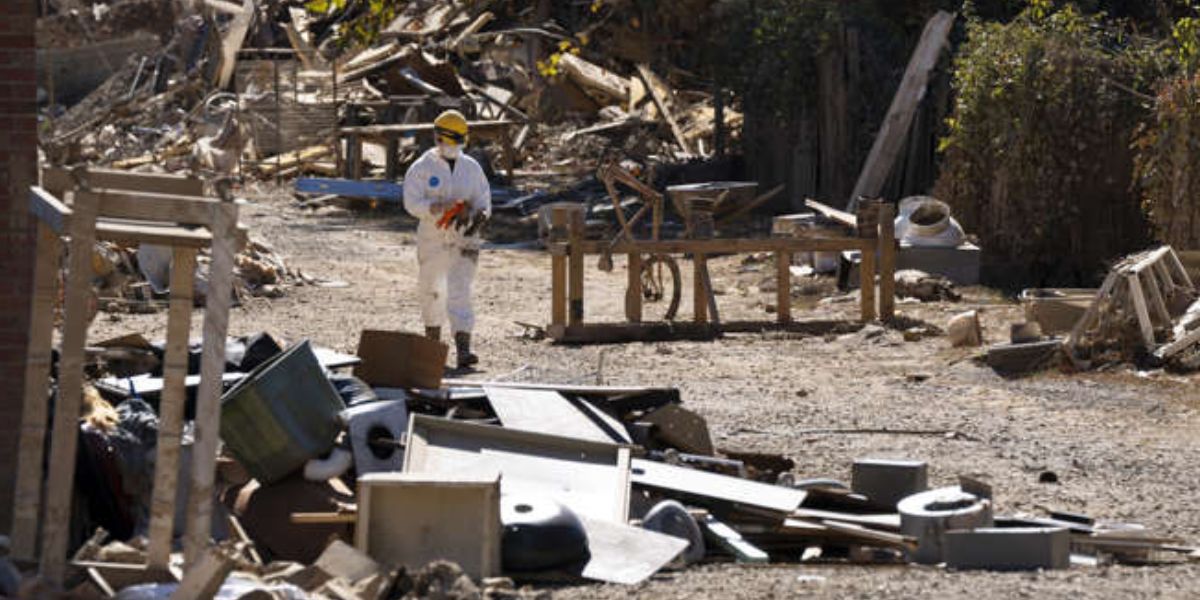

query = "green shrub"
[[935, 4, 1158, 287]]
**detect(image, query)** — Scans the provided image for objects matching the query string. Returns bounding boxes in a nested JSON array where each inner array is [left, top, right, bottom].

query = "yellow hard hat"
[[433, 110, 468, 146]]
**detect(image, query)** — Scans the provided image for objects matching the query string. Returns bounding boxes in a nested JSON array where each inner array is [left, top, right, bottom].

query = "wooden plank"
[[699, 258, 721, 330], [184, 202, 239, 566], [95, 220, 213, 248], [43, 166, 205, 197], [860, 243, 877, 322], [776, 251, 791, 323], [10, 224, 60, 561], [404, 415, 631, 523], [626, 253, 643, 323], [215, 0, 254, 89], [1069, 272, 1120, 345], [1126, 274, 1156, 350], [878, 203, 896, 320], [146, 247, 197, 569], [693, 254, 708, 324], [356, 473, 500, 579], [484, 386, 618, 444], [1167, 247, 1196, 290], [39, 190, 99, 585], [849, 10, 956, 204], [1155, 324, 1200, 360], [568, 211, 585, 326], [291, 512, 359, 525], [1140, 268, 1171, 326], [549, 320, 863, 344], [339, 120, 513, 136], [550, 236, 873, 256], [804, 198, 857, 228], [29, 186, 72, 235], [559, 53, 629, 103], [701, 516, 768, 563], [813, 519, 916, 550], [792, 508, 901, 531], [635, 64, 693, 155], [79, 189, 223, 227], [630, 458, 805, 517]]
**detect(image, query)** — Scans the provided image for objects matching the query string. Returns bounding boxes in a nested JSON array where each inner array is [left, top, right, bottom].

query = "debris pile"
[[42, 0, 745, 226], [16, 326, 1197, 597]]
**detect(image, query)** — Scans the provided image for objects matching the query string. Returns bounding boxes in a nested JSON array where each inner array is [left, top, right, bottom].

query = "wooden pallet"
[[1066, 246, 1199, 362]]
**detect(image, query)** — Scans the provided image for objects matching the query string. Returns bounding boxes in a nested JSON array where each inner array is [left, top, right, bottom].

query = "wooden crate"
[[356, 473, 500, 579]]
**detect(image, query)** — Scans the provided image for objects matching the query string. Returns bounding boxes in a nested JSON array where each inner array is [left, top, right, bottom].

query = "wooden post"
[[184, 202, 239, 566], [146, 247, 197, 569], [567, 209, 585, 327], [1126, 274, 1156, 350], [11, 224, 60, 561], [40, 190, 99, 585], [626, 253, 643, 323], [878, 202, 896, 321], [776, 251, 791, 323], [550, 208, 568, 329], [857, 202, 878, 322], [693, 255, 708, 324], [500, 126, 517, 182]]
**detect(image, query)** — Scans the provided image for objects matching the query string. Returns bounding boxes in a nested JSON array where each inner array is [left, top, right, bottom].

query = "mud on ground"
[[91, 184, 1200, 599]]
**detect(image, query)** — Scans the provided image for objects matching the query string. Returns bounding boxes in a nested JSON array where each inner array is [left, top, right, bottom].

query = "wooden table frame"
[[338, 119, 517, 181], [544, 203, 896, 344], [14, 167, 245, 586]]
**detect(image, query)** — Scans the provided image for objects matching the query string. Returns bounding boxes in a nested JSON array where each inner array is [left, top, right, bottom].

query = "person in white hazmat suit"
[[403, 110, 491, 368]]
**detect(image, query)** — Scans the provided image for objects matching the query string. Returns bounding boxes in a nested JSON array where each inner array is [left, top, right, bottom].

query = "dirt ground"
[[92, 183, 1200, 599]]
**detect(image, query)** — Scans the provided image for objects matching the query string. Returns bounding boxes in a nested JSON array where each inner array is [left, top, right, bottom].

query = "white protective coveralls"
[[403, 147, 492, 334]]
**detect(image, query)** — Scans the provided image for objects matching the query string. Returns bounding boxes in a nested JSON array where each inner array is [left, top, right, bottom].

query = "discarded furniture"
[[404, 415, 632, 523], [355, 473, 501, 579], [545, 197, 896, 344], [14, 167, 244, 585], [1066, 246, 1199, 365], [338, 119, 517, 180]]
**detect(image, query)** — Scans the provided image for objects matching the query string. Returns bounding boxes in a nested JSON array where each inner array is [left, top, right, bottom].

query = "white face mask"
[[438, 142, 461, 160]]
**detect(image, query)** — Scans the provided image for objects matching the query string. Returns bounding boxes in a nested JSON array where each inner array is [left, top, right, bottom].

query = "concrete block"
[[897, 243, 981, 285], [852, 458, 928, 509], [945, 527, 1070, 571], [844, 242, 981, 286], [899, 486, 993, 564]]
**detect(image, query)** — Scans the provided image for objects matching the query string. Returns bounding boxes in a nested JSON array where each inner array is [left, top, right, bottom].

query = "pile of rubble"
[[9, 328, 1196, 598], [83, 236, 312, 316], [41, 1, 738, 185]]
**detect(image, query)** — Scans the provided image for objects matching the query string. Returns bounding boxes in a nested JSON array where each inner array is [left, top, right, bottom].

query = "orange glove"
[[436, 200, 468, 229]]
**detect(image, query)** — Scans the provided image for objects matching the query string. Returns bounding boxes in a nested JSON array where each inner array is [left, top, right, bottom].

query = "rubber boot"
[[425, 326, 441, 342], [455, 331, 479, 369]]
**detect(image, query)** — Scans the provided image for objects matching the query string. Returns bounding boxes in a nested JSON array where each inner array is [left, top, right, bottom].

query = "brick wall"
[[0, 1, 38, 533]]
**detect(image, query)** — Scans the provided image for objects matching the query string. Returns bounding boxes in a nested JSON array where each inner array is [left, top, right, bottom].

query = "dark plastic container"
[[220, 339, 345, 483]]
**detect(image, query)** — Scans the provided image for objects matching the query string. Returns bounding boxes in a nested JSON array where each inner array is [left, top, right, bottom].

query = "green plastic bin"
[[220, 339, 345, 483]]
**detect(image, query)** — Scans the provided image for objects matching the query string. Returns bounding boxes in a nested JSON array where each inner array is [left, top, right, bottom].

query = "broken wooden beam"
[[848, 11, 956, 206]]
